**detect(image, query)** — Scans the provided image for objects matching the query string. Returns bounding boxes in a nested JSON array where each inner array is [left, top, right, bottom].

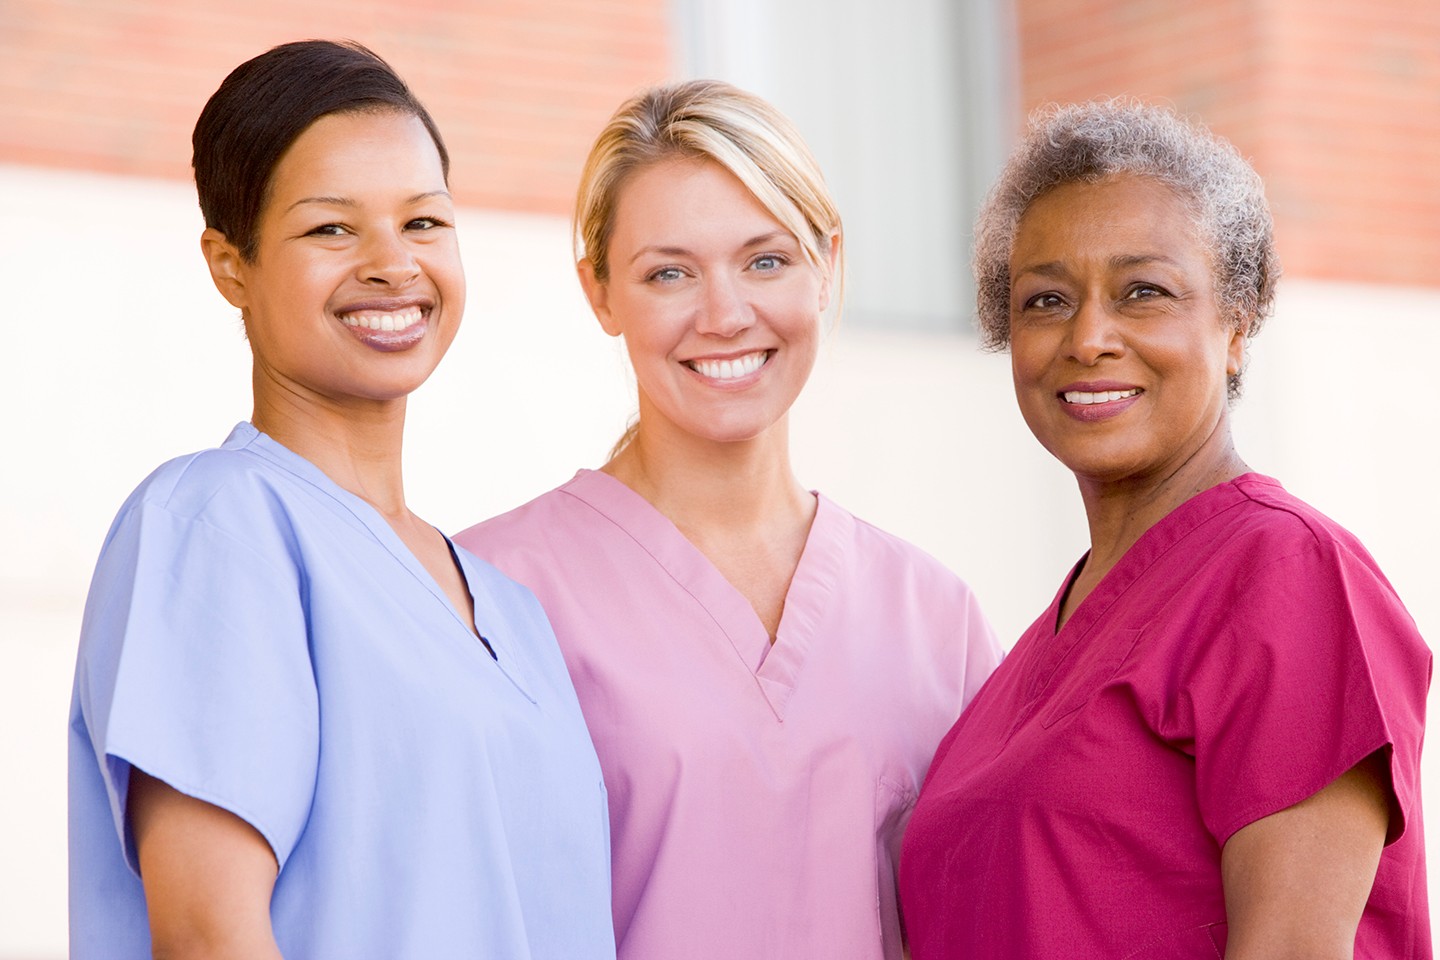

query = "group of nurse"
[[67, 38, 1429, 960]]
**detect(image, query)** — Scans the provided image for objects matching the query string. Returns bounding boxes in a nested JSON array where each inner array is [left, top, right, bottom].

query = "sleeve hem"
[[1213, 739, 1402, 848], [106, 751, 294, 879]]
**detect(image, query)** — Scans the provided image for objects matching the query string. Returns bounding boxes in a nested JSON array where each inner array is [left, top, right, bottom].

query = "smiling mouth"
[[1063, 388, 1141, 405], [686, 351, 770, 381], [339, 306, 425, 332]]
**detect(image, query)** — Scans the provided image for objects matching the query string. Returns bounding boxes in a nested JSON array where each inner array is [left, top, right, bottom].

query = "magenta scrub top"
[[456, 469, 1001, 960], [900, 474, 1431, 959]]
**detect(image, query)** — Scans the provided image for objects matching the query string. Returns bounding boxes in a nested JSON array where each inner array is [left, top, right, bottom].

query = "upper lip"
[[681, 347, 771, 363], [334, 295, 433, 316], [1056, 380, 1141, 396]]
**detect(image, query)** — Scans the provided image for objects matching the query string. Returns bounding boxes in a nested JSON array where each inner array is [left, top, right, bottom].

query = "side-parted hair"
[[574, 79, 842, 286], [973, 98, 1279, 396], [192, 39, 448, 262]]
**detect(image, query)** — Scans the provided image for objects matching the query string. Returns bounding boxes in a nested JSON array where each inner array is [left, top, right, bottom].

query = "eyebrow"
[[284, 190, 451, 213], [1014, 253, 1182, 278], [626, 231, 793, 265]]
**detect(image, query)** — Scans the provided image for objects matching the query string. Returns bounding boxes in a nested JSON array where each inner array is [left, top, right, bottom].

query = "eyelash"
[[1021, 283, 1171, 311], [304, 217, 450, 238], [1023, 292, 1065, 310], [645, 253, 791, 282]]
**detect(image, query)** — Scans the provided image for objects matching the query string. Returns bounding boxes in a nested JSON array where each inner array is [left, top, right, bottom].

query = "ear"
[[201, 228, 248, 309], [577, 258, 620, 338], [1225, 320, 1246, 377], [817, 231, 841, 313]]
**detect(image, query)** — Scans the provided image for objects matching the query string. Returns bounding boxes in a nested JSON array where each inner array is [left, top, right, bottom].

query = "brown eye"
[[1124, 284, 1167, 300]]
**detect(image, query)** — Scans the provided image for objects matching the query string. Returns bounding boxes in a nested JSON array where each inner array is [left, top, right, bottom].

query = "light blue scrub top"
[[68, 423, 615, 959]]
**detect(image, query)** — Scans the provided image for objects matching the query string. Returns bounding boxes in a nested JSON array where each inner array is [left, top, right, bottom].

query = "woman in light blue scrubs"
[[67, 40, 614, 960]]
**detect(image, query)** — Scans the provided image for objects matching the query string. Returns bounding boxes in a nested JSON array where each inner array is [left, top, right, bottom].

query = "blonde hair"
[[574, 79, 844, 457], [575, 79, 842, 283]]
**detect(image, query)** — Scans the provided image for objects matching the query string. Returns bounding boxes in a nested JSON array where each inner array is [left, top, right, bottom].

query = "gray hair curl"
[[973, 99, 1279, 395]]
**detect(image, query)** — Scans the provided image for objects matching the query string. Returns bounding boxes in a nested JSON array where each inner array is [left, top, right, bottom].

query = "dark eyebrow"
[[1108, 253, 1182, 270], [1013, 260, 1069, 280], [285, 190, 451, 214], [626, 231, 794, 265], [1014, 253, 1182, 279]]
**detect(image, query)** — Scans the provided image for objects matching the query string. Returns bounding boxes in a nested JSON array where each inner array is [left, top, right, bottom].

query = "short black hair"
[[192, 39, 449, 261]]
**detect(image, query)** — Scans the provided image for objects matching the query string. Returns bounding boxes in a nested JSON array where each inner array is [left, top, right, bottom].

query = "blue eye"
[[752, 254, 786, 272], [647, 266, 685, 283]]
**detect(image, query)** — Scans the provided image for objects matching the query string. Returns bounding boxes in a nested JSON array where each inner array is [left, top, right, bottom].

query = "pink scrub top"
[[456, 469, 1001, 960], [900, 474, 1431, 959]]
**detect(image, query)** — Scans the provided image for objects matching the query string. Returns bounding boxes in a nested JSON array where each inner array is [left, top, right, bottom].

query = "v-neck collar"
[[225, 422, 535, 701], [1022, 474, 1270, 705], [560, 468, 849, 720]]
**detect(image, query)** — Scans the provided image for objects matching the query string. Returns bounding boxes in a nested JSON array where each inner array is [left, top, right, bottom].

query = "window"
[[674, 0, 1017, 332]]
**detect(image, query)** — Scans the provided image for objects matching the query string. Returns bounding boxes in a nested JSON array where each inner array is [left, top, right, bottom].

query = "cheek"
[[1008, 332, 1049, 388]]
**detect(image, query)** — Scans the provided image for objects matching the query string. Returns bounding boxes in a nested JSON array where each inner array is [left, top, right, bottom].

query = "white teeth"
[[341, 306, 424, 331], [1063, 389, 1140, 405], [689, 351, 768, 380]]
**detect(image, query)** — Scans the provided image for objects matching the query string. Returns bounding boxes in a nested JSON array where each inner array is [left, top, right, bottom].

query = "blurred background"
[[2, 0, 1437, 954]]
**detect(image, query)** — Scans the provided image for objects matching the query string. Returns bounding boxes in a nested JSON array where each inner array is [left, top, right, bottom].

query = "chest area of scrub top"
[[560, 470, 850, 721]]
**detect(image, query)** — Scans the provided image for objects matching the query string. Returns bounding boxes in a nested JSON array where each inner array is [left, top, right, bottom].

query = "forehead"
[[266, 110, 445, 199], [609, 157, 787, 245], [1012, 175, 1205, 266]]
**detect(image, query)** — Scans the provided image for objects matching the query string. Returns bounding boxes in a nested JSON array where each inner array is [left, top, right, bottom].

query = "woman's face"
[[211, 109, 464, 408], [1007, 175, 1243, 487], [581, 157, 833, 447]]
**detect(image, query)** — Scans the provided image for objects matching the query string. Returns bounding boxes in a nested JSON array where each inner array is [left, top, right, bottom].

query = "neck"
[[1076, 424, 1248, 582], [250, 366, 410, 518], [603, 411, 811, 538]]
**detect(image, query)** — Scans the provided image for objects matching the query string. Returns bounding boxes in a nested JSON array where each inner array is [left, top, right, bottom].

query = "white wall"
[[2, 164, 1436, 956]]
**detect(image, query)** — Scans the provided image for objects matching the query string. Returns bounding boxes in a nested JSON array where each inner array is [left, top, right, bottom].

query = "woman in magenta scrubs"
[[899, 100, 1430, 958], [455, 79, 1002, 960]]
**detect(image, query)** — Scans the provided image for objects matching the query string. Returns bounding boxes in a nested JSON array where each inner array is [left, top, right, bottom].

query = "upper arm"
[[1220, 751, 1390, 960], [129, 769, 284, 959]]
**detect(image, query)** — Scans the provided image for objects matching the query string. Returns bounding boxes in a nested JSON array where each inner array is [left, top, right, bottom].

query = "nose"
[[694, 274, 754, 338], [1065, 295, 1124, 365], [358, 229, 420, 287]]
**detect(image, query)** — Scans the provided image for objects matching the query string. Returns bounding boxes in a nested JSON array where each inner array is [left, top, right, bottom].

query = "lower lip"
[[341, 315, 429, 352], [1059, 393, 1140, 422]]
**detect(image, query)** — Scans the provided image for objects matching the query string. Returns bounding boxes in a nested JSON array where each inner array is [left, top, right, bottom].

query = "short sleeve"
[[74, 495, 320, 874], [1180, 536, 1429, 846]]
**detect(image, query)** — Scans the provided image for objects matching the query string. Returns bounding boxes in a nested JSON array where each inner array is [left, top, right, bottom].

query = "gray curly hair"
[[974, 99, 1279, 396]]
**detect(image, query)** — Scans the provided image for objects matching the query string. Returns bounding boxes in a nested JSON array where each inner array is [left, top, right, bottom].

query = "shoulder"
[[1216, 475, 1385, 579], [825, 496, 982, 601], [454, 474, 626, 575], [99, 431, 311, 568], [456, 483, 585, 555]]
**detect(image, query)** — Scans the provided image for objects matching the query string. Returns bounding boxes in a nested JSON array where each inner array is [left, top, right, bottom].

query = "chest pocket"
[[1039, 627, 1144, 728]]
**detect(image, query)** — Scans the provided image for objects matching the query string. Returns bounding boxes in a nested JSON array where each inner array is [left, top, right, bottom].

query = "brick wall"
[[1016, 0, 1440, 288], [0, 0, 671, 214]]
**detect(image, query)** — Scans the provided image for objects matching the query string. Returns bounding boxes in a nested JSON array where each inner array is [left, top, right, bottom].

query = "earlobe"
[[200, 228, 248, 309], [577, 258, 620, 338], [1225, 322, 1246, 376]]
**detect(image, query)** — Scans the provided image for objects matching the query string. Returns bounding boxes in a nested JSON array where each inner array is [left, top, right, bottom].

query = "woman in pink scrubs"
[[899, 100, 1431, 958], [455, 80, 1002, 960]]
